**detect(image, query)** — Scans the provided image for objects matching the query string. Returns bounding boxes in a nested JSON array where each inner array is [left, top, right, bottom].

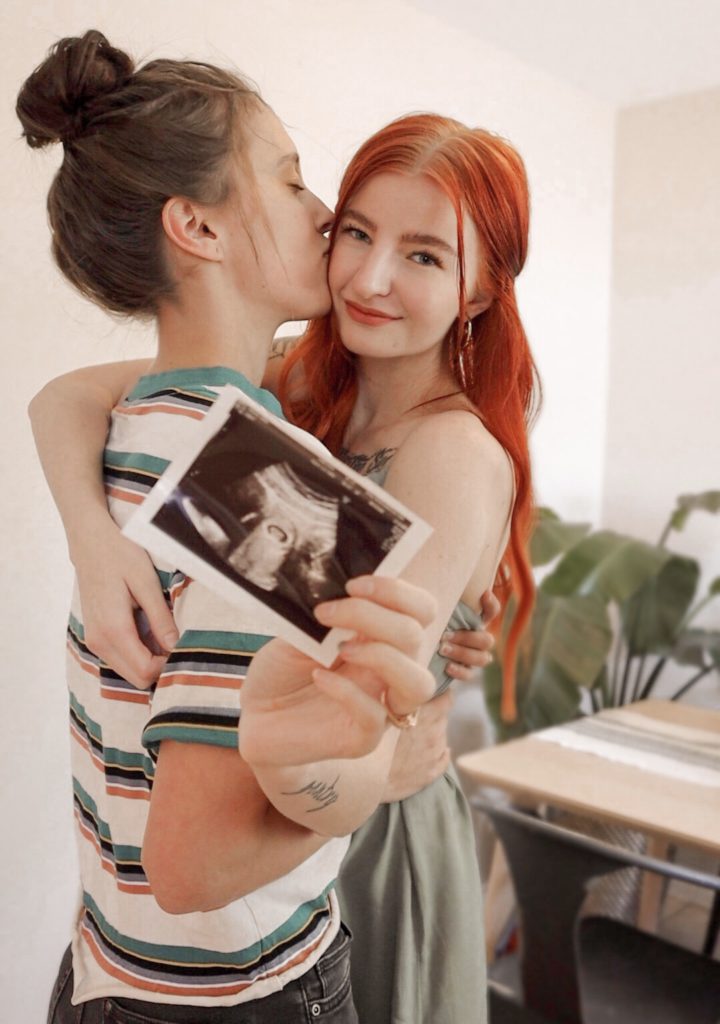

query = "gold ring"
[[381, 689, 418, 730]]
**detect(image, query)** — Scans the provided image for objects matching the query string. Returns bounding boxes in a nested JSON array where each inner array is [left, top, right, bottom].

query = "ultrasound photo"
[[124, 388, 431, 665]]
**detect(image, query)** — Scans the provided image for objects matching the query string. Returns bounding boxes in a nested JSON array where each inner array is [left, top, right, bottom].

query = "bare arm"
[[145, 577, 437, 910], [29, 360, 179, 684], [383, 412, 513, 671], [239, 576, 436, 836], [143, 741, 329, 913]]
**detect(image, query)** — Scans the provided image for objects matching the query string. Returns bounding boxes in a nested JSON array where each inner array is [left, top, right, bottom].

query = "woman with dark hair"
[[19, 30, 441, 1024], [27, 32, 537, 1024]]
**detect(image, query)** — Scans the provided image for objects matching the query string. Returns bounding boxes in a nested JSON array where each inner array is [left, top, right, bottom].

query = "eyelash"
[[341, 223, 442, 268], [288, 183, 306, 194], [342, 224, 370, 242], [411, 252, 442, 268]]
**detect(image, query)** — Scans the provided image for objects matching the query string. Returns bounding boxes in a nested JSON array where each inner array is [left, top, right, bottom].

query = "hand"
[[73, 516, 179, 688], [238, 576, 437, 768], [381, 690, 452, 802], [438, 589, 500, 681]]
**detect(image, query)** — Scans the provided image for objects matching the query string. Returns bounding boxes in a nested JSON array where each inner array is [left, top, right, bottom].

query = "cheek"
[[327, 244, 357, 296], [412, 285, 460, 336]]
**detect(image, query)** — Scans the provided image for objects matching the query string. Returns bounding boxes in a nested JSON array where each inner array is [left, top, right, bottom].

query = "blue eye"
[[410, 251, 441, 267], [341, 224, 371, 243]]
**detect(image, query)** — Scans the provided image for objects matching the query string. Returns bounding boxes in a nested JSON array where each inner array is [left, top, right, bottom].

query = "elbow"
[[142, 841, 217, 915], [27, 386, 47, 428]]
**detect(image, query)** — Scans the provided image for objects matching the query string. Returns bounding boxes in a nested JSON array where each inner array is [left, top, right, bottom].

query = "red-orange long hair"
[[280, 114, 540, 721]]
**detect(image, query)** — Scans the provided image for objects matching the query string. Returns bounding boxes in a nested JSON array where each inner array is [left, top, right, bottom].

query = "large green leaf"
[[541, 531, 671, 604], [486, 591, 613, 737], [530, 507, 591, 568], [621, 555, 699, 655], [669, 491, 720, 533]]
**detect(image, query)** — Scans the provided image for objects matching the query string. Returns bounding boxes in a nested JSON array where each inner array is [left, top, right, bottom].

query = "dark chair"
[[473, 797, 720, 1024]]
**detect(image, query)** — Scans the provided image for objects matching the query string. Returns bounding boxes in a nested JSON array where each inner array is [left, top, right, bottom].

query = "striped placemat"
[[535, 707, 720, 788]]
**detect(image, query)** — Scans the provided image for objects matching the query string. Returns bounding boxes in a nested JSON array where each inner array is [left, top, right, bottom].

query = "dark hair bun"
[[16, 29, 134, 148]]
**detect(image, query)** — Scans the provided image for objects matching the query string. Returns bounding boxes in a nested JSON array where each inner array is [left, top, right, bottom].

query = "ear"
[[161, 197, 223, 263], [466, 289, 493, 319]]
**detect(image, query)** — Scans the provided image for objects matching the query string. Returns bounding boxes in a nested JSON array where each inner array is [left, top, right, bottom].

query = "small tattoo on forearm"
[[269, 335, 297, 361], [282, 775, 340, 812]]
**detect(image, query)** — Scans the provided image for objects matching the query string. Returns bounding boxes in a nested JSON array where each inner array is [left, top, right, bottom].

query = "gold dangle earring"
[[456, 318, 473, 389]]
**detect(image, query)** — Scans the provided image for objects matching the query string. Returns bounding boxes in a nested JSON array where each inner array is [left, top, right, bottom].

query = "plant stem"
[[657, 516, 674, 548], [610, 632, 624, 703], [679, 592, 716, 632], [671, 666, 714, 701], [630, 653, 648, 703], [618, 649, 636, 706], [638, 656, 667, 700]]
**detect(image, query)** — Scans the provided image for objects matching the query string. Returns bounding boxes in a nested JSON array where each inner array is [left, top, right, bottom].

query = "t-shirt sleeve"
[[141, 574, 273, 757]]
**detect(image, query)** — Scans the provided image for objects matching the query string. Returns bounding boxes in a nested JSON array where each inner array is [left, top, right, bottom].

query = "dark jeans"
[[48, 928, 357, 1024]]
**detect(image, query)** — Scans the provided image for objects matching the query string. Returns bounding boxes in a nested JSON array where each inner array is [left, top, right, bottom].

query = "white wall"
[[1, 0, 614, 1017], [602, 88, 720, 678]]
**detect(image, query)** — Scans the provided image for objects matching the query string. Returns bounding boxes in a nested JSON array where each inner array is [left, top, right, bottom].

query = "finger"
[[444, 626, 495, 651], [479, 590, 502, 626], [315, 596, 424, 655], [338, 641, 435, 714], [345, 575, 437, 628], [87, 628, 164, 689], [440, 639, 494, 667], [310, 668, 388, 751], [130, 584, 179, 653], [445, 662, 484, 681]]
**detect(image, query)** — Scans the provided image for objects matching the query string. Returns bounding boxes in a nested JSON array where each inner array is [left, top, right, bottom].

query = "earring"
[[455, 319, 473, 389]]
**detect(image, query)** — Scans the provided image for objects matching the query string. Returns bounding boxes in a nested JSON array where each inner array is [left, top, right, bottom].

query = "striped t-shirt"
[[67, 366, 349, 1006]]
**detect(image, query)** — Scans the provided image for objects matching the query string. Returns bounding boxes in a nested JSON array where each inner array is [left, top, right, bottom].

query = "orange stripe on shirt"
[[115, 403, 205, 420], [80, 922, 325, 998]]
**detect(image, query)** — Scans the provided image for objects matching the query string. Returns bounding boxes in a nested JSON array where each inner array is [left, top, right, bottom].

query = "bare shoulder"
[[391, 409, 513, 498]]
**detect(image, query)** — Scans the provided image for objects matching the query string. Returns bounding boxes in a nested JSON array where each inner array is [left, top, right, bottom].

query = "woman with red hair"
[[275, 113, 539, 1023], [31, 109, 538, 1023]]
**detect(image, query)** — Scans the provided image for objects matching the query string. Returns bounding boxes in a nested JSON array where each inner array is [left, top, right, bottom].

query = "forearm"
[[30, 379, 112, 556], [143, 741, 333, 913], [28, 360, 149, 559], [156, 806, 331, 913], [249, 728, 399, 837]]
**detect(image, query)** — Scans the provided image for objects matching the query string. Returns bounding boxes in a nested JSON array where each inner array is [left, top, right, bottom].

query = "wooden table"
[[457, 700, 720, 952], [458, 699, 720, 853]]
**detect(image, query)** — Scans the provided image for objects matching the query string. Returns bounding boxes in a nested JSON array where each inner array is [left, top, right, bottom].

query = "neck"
[[151, 276, 278, 386], [349, 348, 458, 439]]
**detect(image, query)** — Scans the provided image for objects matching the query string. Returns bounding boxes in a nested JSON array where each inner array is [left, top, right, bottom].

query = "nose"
[[313, 196, 334, 235], [351, 246, 393, 298]]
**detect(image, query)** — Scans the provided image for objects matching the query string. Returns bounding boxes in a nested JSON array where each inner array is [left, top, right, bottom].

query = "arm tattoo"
[[282, 775, 340, 813], [269, 335, 298, 361]]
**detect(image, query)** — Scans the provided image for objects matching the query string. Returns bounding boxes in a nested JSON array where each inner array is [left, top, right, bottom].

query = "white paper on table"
[[535, 708, 720, 788]]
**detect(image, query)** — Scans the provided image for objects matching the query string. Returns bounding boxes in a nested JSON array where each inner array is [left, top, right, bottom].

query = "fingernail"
[[440, 643, 453, 656], [441, 630, 454, 642], [346, 577, 374, 597]]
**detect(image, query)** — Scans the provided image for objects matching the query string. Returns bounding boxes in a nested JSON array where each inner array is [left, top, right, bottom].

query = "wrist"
[[66, 506, 119, 568]]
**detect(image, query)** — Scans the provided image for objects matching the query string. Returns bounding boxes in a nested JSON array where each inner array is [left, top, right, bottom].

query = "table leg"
[[636, 836, 670, 932]]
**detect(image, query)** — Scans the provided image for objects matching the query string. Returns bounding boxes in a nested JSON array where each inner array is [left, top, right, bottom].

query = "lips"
[[344, 300, 400, 327]]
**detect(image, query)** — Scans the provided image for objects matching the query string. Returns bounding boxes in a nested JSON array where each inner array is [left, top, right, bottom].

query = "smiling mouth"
[[344, 300, 400, 326]]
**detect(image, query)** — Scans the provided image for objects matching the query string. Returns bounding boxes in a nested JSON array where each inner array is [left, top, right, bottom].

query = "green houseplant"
[[485, 490, 720, 740]]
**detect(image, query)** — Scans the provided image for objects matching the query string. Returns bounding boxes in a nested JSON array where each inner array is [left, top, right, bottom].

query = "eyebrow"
[[342, 208, 457, 256]]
